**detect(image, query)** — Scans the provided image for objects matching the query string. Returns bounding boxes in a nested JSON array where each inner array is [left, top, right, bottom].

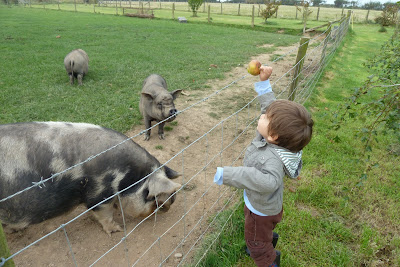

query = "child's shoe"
[[245, 232, 279, 256], [245, 246, 250, 256], [269, 250, 281, 267], [272, 232, 279, 248]]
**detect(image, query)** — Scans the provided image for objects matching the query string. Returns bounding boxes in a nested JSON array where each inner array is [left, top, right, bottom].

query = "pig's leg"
[[158, 122, 165, 140], [143, 116, 152, 141], [69, 74, 74, 85], [92, 202, 122, 236], [77, 74, 83, 86]]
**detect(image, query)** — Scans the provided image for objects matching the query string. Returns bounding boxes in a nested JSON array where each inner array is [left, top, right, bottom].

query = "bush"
[[374, 4, 399, 27], [188, 0, 203, 17]]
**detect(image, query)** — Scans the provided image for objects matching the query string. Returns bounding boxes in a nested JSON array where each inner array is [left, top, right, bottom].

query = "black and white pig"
[[0, 122, 181, 236], [64, 49, 89, 85], [139, 74, 182, 141]]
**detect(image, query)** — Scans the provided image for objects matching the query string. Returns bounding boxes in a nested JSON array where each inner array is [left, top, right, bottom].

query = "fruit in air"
[[247, 60, 261, 76]]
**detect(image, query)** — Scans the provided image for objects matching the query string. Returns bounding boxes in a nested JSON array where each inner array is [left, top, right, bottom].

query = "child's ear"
[[267, 134, 279, 143]]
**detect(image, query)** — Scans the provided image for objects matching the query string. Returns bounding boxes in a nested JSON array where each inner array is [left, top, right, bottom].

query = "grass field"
[[15, 1, 382, 23], [193, 24, 400, 267], [0, 6, 299, 132]]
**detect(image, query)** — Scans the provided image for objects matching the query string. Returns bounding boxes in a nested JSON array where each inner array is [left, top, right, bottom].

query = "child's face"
[[257, 114, 278, 143]]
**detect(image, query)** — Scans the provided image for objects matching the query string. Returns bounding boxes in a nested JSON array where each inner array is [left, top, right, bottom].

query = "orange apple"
[[247, 60, 261, 76]]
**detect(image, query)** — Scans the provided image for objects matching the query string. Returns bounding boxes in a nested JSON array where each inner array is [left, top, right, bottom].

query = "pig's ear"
[[164, 165, 181, 179], [142, 92, 154, 102], [148, 180, 181, 199], [171, 89, 182, 100]]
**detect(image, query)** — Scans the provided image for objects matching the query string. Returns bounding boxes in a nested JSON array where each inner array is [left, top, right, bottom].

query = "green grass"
[[0, 6, 298, 132], [192, 24, 400, 267]]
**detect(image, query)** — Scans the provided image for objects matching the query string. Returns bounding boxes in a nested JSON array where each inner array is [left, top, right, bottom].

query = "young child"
[[214, 64, 313, 267]]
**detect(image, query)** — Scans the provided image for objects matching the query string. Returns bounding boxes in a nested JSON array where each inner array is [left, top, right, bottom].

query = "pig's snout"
[[169, 109, 177, 116], [159, 192, 176, 212]]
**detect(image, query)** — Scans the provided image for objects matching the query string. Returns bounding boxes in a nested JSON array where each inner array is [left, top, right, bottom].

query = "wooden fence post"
[[365, 9, 370, 22], [208, 5, 211, 23], [220, 2, 222, 14], [0, 223, 15, 267], [258, 4, 260, 16], [341, 7, 344, 16], [203, 1, 205, 13], [317, 6, 320, 21], [295, 7, 298, 19], [238, 3, 240, 16], [172, 2, 175, 19], [395, 10, 400, 38], [251, 5, 254, 28], [275, 8, 278, 18], [319, 22, 332, 67], [289, 37, 310, 101]]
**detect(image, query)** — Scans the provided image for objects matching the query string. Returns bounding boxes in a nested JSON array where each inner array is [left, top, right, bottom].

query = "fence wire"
[[0, 15, 350, 267]]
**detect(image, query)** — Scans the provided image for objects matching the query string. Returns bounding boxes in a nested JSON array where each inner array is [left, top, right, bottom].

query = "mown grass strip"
[[193, 24, 400, 267]]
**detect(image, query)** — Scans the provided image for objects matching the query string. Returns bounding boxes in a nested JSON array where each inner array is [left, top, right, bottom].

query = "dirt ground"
[[5, 43, 306, 267]]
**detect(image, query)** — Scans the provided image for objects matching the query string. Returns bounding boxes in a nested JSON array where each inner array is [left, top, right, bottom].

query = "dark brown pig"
[[139, 74, 182, 140], [64, 49, 89, 85]]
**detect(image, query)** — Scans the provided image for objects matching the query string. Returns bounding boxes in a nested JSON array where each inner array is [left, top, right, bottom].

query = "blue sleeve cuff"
[[254, 79, 272, 96], [213, 167, 223, 185]]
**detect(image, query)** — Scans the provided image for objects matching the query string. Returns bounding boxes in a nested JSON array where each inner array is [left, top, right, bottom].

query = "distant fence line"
[[11, 0, 382, 23], [1, 12, 350, 266]]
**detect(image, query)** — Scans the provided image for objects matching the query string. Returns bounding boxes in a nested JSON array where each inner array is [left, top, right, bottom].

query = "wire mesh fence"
[[0, 13, 350, 267], [7, 0, 381, 23]]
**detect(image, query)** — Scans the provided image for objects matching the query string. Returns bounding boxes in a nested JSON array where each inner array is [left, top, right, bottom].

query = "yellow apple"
[[247, 60, 261, 76]]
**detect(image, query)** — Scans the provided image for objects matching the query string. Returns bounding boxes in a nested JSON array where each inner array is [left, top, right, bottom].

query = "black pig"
[[0, 122, 181, 236]]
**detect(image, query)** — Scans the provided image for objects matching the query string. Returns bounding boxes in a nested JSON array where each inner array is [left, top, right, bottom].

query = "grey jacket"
[[222, 91, 302, 216]]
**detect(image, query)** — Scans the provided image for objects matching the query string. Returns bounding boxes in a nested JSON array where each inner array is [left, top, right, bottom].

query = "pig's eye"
[[157, 103, 163, 109]]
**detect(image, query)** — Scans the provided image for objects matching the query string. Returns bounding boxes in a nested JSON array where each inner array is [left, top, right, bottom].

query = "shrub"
[[188, 0, 203, 17], [260, 0, 281, 23]]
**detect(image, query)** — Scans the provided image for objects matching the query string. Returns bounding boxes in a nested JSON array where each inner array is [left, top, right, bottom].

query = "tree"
[[188, 0, 203, 17], [296, 0, 313, 33], [375, 3, 400, 26], [311, 0, 325, 6], [260, 0, 281, 23], [334, 0, 347, 8], [362, 1, 382, 10], [281, 0, 297, 5]]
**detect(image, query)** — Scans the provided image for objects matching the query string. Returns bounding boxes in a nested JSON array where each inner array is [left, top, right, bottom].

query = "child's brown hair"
[[266, 99, 314, 152]]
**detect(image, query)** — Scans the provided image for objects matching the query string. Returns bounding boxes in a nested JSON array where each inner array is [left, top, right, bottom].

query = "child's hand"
[[259, 66, 273, 81]]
